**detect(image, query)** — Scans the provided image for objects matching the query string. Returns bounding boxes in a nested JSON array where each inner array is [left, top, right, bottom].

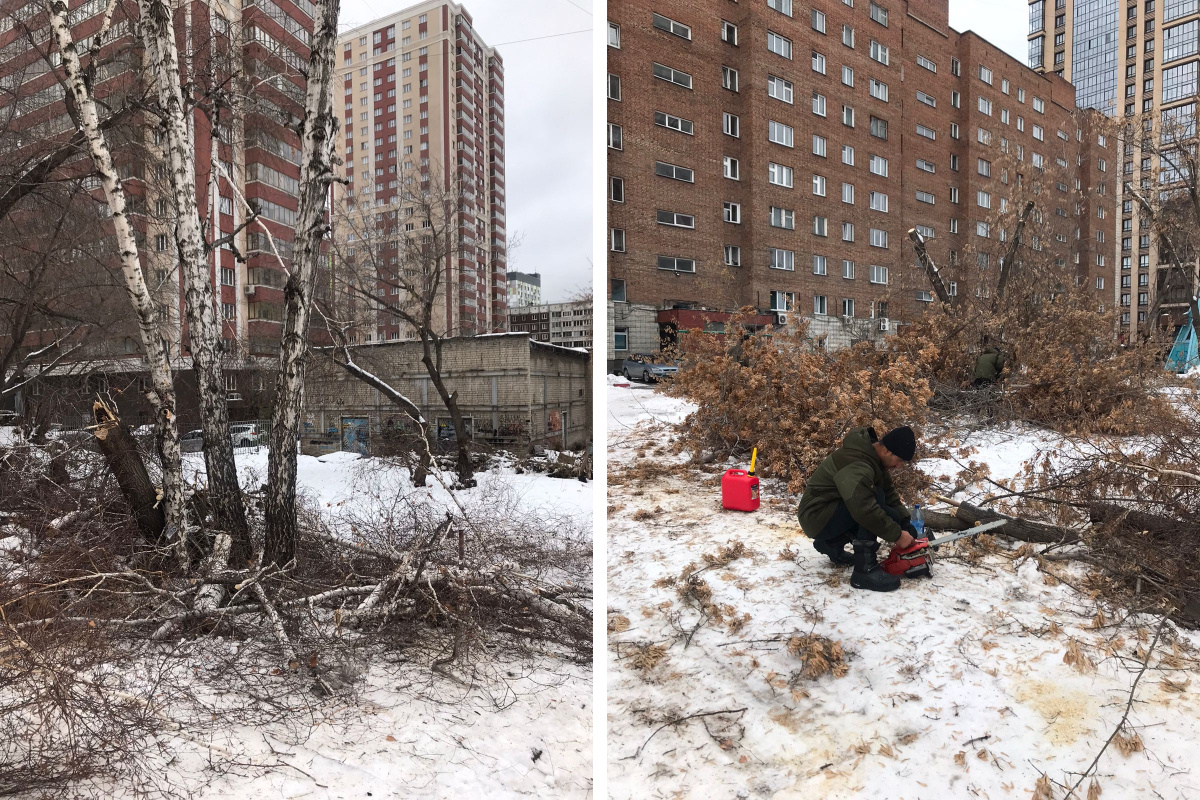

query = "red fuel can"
[[721, 469, 760, 512]]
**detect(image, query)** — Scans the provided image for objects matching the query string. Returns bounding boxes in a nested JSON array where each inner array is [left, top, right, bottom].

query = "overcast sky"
[[948, 0, 1028, 63], [337, 0, 593, 303]]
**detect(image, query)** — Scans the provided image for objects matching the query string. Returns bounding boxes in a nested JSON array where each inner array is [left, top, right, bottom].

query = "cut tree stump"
[[92, 399, 165, 542]]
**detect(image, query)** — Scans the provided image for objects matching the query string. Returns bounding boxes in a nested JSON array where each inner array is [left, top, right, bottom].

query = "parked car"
[[621, 354, 678, 382], [230, 424, 261, 447]]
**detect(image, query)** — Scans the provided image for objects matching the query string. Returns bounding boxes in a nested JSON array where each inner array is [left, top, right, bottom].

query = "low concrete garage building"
[[304, 333, 591, 453]]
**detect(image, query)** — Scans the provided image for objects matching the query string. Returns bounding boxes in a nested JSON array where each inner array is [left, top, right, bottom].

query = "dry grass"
[[626, 642, 669, 672]]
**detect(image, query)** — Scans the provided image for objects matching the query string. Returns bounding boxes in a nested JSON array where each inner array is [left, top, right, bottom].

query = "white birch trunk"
[[264, 0, 340, 566], [46, 0, 186, 564], [137, 0, 249, 562]]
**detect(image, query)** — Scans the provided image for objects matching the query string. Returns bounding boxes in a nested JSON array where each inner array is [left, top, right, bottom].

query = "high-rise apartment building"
[[507, 270, 543, 307], [0, 0, 314, 366], [1028, 0, 1198, 332], [333, 2, 507, 341], [607, 0, 1111, 369]]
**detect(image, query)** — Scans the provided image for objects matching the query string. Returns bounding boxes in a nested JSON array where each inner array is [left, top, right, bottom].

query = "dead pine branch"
[[633, 708, 748, 759]]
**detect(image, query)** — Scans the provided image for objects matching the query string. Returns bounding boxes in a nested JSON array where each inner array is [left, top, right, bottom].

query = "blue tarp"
[[1165, 309, 1199, 374]]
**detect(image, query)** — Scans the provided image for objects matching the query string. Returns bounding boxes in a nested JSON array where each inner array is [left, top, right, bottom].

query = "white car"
[[230, 424, 261, 447]]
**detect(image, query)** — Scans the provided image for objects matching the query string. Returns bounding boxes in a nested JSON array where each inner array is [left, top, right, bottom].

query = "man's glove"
[[901, 521, 920, 538]]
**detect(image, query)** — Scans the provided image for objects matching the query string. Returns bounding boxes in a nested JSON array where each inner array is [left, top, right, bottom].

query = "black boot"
[[813, 535, 855, 566], [850, 537, 901, 592]]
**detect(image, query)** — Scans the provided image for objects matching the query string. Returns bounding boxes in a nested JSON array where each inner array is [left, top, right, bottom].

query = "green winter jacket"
[[796, 427, 909, 543], [974, 347, 1006, 381]]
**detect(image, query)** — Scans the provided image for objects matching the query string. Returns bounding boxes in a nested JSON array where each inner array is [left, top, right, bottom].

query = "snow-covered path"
[[606, 383, 1200, 799]]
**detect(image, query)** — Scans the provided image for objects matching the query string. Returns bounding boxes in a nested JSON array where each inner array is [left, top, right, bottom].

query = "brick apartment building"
[[607, 0, 1113, 368], [332, 2, 508, 341], [0, 0, 314, 417], [1027, 0, 1199, 333], [509, 300, 593, 349]]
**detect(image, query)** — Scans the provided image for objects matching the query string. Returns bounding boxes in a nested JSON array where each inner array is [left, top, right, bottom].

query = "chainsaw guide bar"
[[880, 518, 1009, 579]]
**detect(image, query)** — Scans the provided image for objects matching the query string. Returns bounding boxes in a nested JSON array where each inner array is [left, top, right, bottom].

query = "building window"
[[869, 40, 889, 65], [916, 190, 935, 204], [654, 161, 694, 182], [768, 31, 793, 58], [842, 298, 855, 317], [842, 222, 854, 242], [614, 328, 628, 351], [870, 116, 887, 139], [843, 24, 855, 47], [842, 145, 854, 165], [842, 182, 854, 203], [652, 13, 692, 39], [611, 279, 627, 302], [842, 260, 854, 279], [610, 176, 624, 202], [916, 123, 936, 140], [723, 112, 740, 137], [812, 91, 826, 116], [607, 22, 620, 48], [769, 247, 795, 270], [769, 162, 794, 187], [814, 295, 828, 315], [869, 192, 889, 212], [652, 62, 692, 89], [610, 229, 626, 251], [769, 120, 794, 147], [722, 66, 739, 91], [869, 228, 888, 247], [656, 210, 695, 228], [721, 20, 738, 45], [813, 135, 827, 157], [917, 54, 936, 72], [724, 245, 741, 266], [770, 207, 795, 229], [607, 123, 622, 150], [869, 155, 888, 176], [768, 75, 794, 103], [221, 267, 235, 286], [607, 73, 621, 101], [917, 159, 935, 173], [869, 79, 889, 101], [870, 264, 888, 284], [842, 65, 854, 86], [813, 216, 828, 236], [869, 2, 888, 26], [812, 8, 827, 32], [770, 291, 796, 312], [654, 111, 694, 135], [657, 256, 697, 273], [917, 90, 936, 107], [813, 254, 828, 275], [768, 0, 793, 15], [723, 157, 740, 180], [812, 51, 826, 73], [724, 202, 742, 224]]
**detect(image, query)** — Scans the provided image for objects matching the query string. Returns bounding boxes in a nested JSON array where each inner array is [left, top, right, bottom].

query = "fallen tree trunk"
[[928, 498, 1081, 544], [1088, 502, 1190, 538], [91, 399, 165, 543]]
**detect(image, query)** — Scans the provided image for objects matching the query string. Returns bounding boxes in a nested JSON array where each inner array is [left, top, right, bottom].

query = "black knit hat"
[[881, 426, 916, 462]]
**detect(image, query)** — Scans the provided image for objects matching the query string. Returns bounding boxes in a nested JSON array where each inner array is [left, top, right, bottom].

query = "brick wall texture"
[[607, 0, 1114, 351]]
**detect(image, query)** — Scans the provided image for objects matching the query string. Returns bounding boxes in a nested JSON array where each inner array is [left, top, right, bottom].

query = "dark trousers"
[[814, 486, 907, 545]]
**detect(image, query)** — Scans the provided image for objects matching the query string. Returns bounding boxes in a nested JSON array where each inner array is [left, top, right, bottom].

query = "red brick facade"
[[608, 0, 1112, 341]]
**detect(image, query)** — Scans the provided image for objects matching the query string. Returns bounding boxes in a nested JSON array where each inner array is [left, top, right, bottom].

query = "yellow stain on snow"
[[1014, 679, 1097, 746]]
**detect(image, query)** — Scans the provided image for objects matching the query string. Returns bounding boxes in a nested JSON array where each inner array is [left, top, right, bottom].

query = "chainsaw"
[[880, 518, 1009, 579]]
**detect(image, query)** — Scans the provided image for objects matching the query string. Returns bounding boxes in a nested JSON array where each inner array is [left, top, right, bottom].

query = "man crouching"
[[796, 426, 919, 592]]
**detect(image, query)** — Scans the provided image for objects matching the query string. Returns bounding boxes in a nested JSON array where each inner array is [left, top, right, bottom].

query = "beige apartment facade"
[[334, 1, 508, 341]]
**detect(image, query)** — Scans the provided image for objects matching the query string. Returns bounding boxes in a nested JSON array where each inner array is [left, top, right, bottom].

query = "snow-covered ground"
[[4, 442, 594, 799], [607, 383, 1200, 799]]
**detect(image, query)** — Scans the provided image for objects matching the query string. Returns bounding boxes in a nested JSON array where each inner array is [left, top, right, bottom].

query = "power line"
[[490, 28, 590, 47], [557, 0, 592, 17]]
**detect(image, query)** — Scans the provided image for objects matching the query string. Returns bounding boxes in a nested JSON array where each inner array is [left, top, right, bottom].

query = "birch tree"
[[262, 0, 340, 567], [135, 0, 249, 563], [45, 0, 186, 560]]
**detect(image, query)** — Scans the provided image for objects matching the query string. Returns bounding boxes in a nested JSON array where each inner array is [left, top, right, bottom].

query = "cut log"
[[929, 500, 1081, 544], [92, 399, 165, 542]]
